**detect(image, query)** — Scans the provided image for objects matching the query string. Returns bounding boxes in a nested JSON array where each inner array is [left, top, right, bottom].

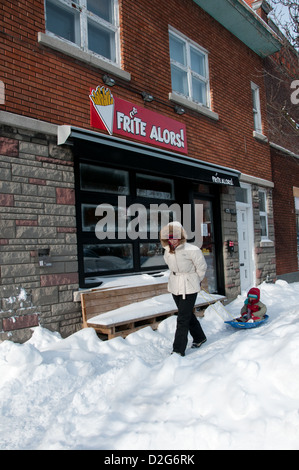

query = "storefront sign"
[[90, 86, 188, 154]]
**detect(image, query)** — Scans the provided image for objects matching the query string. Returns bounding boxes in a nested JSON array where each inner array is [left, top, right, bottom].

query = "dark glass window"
[[77, 163, 178, 287], [136, 174, 174, 200], [80, 164, 129, 194]]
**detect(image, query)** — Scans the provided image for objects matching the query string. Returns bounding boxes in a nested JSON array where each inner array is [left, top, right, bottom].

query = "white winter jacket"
[[160, 223, 207, 298]]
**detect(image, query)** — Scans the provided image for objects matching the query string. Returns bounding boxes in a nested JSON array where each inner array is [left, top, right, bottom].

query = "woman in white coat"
[[160, 222, 207, 356]]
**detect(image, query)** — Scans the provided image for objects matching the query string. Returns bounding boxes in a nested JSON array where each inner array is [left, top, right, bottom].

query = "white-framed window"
[[251, 82, 263, 134], [169, 28, 210, 108], [45, 0, 119, 65], [259, 189, 268, 240]]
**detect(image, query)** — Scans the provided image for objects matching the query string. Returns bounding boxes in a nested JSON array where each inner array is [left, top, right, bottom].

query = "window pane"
[[83, 244, 133, 273], [82, 203, 127, 233], [88, 21, 115, 61], [82, 204, 99, 232], [171, 64, 188, 96], [80, 164, 129, 194], [192, 76, 207, 105], [140, 243, 166, 269], [169, 34, 186, 66], [259, 191, 266, 212], [251, 88, 256, 108], [136, 174, 175, 200], [260, 215, 267, 237], [87, 0, 113, 22], [46, 0, 78, 43], [235, 187, 248, 204], [190, 47, 206, 77]]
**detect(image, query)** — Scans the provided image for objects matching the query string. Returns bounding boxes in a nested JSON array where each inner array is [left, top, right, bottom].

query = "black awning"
[[59, 125, 240, 187]]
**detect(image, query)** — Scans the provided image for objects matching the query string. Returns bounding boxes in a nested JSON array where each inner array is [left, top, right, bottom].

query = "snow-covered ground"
[[1, 280, 299, 450]]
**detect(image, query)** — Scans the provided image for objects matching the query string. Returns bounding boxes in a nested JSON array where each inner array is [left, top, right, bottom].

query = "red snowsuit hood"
[[247, 287, 260, 304]]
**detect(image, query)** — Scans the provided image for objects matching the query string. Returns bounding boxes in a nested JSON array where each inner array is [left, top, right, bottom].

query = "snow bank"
[[1, 280, 299, 450]]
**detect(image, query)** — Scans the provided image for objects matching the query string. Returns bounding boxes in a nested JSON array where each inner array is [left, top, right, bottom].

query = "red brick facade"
[[271, 147, 298, 275], [1, 0, 271, 180]]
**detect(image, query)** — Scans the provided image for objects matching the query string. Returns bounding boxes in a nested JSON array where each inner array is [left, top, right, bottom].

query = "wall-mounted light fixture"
[[141, 91, 154, 102], [174, 105, 185, 115], [103, 74, 116, 86]]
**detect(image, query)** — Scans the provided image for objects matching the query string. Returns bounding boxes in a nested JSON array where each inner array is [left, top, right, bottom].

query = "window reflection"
[[83, 244, 133, 273], [136, 174, 174, 199], [140, 243, 165, 268], [80, 164, 129, 194]]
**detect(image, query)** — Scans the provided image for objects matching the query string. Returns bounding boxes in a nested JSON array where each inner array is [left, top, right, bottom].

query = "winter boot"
[[191, 339, 207, 349]]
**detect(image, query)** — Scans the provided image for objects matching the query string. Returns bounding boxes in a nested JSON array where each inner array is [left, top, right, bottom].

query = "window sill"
[[259, 239, 274, 247], [169, 92, 219, 121], [253, 131, 268, 143], [38, 32, 131, 82]]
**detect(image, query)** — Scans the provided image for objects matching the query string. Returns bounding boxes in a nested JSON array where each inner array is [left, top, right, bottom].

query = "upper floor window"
[[169, 28, 210, 108], [251, 82, 263, 134], [45, 0, 119, 64]]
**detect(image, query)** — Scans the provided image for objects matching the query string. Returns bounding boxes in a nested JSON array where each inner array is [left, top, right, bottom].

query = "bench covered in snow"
[[80, 278, 225, 339]]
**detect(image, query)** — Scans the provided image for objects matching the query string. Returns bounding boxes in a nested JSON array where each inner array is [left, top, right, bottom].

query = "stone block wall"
[[220, 186, 240, 300], [220, 184, 276, 300], [0, 124, 82, 342], [252, 185, 276, 284]]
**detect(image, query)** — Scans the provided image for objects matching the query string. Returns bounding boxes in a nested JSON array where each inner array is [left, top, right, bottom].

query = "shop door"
[[237, 206, 253, 292], [193, 198, 218, 293]]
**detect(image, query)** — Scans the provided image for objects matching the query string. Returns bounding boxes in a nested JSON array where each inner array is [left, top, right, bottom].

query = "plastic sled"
[[225, 314, 269, 329]]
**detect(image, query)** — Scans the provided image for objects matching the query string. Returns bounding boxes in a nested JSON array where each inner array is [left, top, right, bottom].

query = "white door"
[[237, 206, 254, 292]]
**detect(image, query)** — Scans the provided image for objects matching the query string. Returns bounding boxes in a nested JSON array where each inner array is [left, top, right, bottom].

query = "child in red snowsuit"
[[237, 287, 267, 322]]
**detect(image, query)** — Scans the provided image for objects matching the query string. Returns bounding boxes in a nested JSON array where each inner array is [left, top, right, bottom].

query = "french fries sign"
[[90, 86, 187, 154]]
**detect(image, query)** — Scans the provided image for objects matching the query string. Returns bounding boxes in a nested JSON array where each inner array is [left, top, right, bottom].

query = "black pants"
[[172, 293, 206, 355]]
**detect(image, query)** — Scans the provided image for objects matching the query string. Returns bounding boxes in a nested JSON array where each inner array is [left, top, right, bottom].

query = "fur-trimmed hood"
[[160, 222, 207, 297], [160, 222, 187, 249]]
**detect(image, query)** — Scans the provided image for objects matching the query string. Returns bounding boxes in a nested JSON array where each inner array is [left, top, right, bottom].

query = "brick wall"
[[0, 127, 81, 342], [271, 147, 299, 275], [0, 0, 272, 180]]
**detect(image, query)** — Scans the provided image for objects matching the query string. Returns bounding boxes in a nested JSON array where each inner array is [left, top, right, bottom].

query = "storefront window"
[[80, 164, 129, 194], [140, 243, 165, 268], [81, 203, 126, 232], [83, 244, 133, 273], [77, 163, 177, 286], [136, 174, 174, 199]]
